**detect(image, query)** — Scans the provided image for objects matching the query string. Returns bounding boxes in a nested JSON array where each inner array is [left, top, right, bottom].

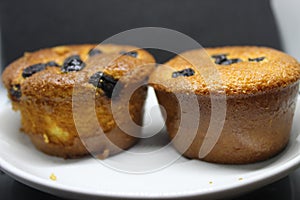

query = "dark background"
[[0, 0, 293, 199], [0, 0, 281, 67]]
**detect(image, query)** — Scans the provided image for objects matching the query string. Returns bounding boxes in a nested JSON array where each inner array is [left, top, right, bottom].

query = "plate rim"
[[1, 142, 300, 199]]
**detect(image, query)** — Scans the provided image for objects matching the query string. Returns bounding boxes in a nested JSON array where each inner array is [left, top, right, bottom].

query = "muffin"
[[149, 46, 300, 164], [2, 44, 155, 158]]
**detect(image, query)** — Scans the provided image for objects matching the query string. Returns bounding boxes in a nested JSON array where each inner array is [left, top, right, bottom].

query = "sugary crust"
[[2, 44, 155, 158], [150, 46, 300, 95], [3, 44, 155, 100]]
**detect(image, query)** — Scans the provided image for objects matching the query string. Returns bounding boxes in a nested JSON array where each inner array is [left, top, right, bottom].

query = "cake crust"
[[2, 44, 155, 158], [150, 46, 300, 95]]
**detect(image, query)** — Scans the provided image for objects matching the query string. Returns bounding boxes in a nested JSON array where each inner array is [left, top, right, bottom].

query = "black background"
[[0, 0, 281, 66]]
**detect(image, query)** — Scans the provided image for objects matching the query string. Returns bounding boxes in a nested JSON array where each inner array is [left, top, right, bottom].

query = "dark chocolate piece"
[[172, 68, 195, 78], [89, 71, 118, 98], [9, 84, 21, 100], [46, 61, 60, 67], [88, 49, 102, 57], [248, 57, 265, 62], [120, 51, 138, 58], [22, 63, 46, 78], [61, 55, 85, 72]]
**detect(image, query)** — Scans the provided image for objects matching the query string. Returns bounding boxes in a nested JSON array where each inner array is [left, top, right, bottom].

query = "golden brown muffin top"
[[2, 44, 155, 100], [149, 46, 300, 95]]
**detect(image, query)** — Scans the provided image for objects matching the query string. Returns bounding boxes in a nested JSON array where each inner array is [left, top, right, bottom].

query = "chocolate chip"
[[172, 68, 195, 78], [219, 58, 242, 65], [212, 54, 228, 65], [9, 84, 21, 100], [120, 51, 138, 58], [211, 54, 228, 64], [89, 71, 118, 98], [248, 57, 265, 62], [46, 61, 59, 67], [22, 63, 46, 78], [211, 54, 242, 65], [61, 55, 85, 72], [88, 49, 102, 57]]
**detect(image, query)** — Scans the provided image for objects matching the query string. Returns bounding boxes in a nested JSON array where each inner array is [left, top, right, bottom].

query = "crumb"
[[238, 177, 243, 181], [50, 173, 57, 181], [209, 181, 213, 184], [43, 134, 49, 144], [96, 149, 110, 160]]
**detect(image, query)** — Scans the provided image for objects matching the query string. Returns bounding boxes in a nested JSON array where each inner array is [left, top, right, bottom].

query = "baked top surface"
[[2, 44, 155, 99], [149, 46, 300, 95]]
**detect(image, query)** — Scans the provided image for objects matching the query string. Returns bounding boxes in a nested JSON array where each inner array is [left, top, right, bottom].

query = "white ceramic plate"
[[1, 88, 300, 200]]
